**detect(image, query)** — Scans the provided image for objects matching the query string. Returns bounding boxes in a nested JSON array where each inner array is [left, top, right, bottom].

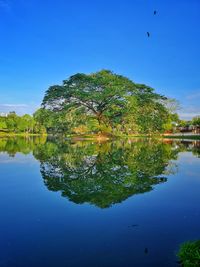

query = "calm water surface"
[[0, 137, 200, 267]]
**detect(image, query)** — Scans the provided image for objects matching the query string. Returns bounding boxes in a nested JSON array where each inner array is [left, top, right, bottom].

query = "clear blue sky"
[[0, 0, 200, 119]]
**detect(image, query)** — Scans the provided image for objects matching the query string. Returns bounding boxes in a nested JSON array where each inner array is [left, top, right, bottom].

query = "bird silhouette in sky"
[[146, 10, 157, 37]]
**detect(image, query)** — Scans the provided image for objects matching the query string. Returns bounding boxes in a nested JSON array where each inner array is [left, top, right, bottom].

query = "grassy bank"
[[1, 132, 200, 140], [163, 135, 200, 140], [66, 134, 152, 140], [67, 134, 200, 140], [0, 132, 47, 137]]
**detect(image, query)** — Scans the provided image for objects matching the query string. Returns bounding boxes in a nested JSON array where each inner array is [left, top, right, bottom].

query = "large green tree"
[[42, 70, 169, 134]]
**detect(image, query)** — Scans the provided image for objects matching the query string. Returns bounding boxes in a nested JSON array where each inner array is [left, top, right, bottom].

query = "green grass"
[[178, 240, 200, 267], [0, 132, 47, 137], [1, 132, 199, 140], [163, 135, 200, 140]]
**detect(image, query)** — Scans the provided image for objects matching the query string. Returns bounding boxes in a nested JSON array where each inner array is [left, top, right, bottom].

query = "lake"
[[0, 137, 200, 267]]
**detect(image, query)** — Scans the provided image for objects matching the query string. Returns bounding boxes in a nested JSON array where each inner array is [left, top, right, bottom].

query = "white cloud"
[[178, 113, 200, 119], [178, 105, 200, 120], [186, 91, 200, 100], [0, 104, 28, 108], [177, 90, 200, 120], [0, 103, 39, 115]]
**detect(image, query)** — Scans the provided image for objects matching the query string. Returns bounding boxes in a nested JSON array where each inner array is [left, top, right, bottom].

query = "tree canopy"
[[0, 112, 46, 134], [192, 116, 200, 126], [41, 70, 174, 135]]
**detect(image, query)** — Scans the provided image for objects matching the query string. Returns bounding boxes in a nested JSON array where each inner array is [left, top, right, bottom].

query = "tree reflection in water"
[[1, 137, 199, 208], [33, 139, 179, 208]]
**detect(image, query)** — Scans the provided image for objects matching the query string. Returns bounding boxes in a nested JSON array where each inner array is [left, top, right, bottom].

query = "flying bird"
[[154, 10, 157, 15], [147, 32, 150, 37]]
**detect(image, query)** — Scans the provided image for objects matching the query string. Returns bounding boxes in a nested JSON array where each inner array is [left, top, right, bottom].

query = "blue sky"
[[0, 0, 200, 119]]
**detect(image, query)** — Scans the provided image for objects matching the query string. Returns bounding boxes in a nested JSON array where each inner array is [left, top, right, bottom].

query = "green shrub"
[[178, 240, 200, 267]]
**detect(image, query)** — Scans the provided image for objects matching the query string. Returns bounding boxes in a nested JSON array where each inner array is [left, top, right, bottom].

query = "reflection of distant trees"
[[34, 140, 180, 208], [190, 141, 200, 158], [173, 140, 200, 158], [0, 136, 46, 157]]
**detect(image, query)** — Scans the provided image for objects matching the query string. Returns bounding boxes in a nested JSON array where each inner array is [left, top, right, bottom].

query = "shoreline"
[[0, 133, 47, 137], [1, 133, 200, 140], [162, 135, 200, 140]]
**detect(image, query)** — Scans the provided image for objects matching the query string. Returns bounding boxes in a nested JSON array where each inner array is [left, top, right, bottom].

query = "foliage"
[[192, 116, 200, 126], [0, 112, 46, 134], [1, 137, 199, 207], [33, 139, 180, 208], [41, 70, 175, 135], [0, 136, 47, 156], [178, 240, 200, 267]]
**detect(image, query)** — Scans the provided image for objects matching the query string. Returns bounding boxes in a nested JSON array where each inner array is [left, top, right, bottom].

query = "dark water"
[[0, 137, 200, 267]]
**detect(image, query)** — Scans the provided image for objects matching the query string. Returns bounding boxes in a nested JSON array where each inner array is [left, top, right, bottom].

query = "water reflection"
[[34, 140, 179, 208], [0, 136, 46, 157], [0, 137, 200, 208]]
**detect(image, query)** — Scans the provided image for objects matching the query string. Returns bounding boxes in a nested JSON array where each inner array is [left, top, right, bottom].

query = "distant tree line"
[[0, 111, 46, 134], [175, 116, 200, 134], [1, 70, 199, 136]]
